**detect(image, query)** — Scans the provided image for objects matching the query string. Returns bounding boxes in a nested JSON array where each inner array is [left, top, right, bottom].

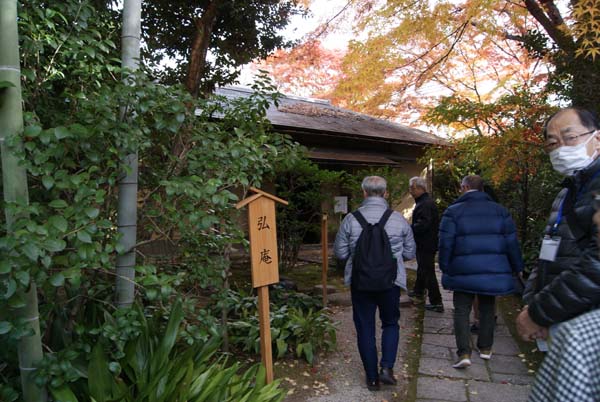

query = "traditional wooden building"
[[216, 86, 446, 216]]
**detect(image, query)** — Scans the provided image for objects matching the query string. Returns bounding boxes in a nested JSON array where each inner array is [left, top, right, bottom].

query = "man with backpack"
[[334, 176, 416, 391]]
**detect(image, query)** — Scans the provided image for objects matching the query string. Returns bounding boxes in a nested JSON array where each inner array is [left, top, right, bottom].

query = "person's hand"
[[516, 306, 548, 341]]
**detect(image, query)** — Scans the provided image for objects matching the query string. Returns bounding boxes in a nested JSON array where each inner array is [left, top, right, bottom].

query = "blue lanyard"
[[552, 169, 600, 234]]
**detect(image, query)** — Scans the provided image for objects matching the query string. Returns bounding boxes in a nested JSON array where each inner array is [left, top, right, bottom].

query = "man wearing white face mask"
[[517, 107, 600, 346]]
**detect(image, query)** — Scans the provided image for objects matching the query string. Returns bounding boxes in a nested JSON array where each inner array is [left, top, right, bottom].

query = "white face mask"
[[549, 132, 598, 176]]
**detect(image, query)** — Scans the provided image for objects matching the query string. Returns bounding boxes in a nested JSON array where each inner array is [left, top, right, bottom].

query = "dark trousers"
[[351, 286, 400, 382], [453, 291, 495, 356], [413, 248, 442, 305]]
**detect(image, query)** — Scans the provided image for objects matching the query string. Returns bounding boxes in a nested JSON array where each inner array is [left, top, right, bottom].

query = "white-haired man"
[[334, 176, 416, 391]]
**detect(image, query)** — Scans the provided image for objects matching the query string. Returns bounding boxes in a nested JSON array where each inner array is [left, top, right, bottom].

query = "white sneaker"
[[452, 355, 472, 369], [479, 349, 492, 360]]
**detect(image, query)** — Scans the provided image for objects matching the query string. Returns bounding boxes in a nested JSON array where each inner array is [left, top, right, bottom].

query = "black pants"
[[413, 248, 442, 305], [453, 292, 495, 356]]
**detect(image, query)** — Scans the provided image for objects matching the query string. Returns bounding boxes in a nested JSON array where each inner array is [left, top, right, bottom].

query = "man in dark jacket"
[[517, 107, 600, 342], [408, 176, 443, 312], [439, 175, 523, 368]]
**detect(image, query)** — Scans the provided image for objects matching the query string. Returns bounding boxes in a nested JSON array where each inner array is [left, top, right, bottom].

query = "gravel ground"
[[283, 290, 418, 402]]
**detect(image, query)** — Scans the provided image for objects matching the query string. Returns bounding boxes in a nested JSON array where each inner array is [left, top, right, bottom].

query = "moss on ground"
[[496, 295, 545, 373], [403, 269, 422, 402]]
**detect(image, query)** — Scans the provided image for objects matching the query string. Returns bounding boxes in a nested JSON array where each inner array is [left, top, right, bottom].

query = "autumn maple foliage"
[[251, 39, 344, 99]]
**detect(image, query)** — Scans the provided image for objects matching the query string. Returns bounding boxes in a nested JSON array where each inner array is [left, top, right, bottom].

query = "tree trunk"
[[115, 0, 142, 308], [0, 1, 46, 400], [185, 0, 219, 97]]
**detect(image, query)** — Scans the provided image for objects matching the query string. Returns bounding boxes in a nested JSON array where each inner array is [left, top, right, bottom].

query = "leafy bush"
[[36, 299, 285, 402], [274, 159, 343, 270], [223, 289, 336, 364]]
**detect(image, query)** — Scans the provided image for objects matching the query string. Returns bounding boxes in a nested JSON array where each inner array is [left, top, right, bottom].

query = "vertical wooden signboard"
[[236, 187, 287, 384]]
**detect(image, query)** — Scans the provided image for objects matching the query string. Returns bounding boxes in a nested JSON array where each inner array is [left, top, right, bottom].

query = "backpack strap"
[[352, 209, 394, 229], [378, 209, 394, 227], [352, 210, 369, 229]]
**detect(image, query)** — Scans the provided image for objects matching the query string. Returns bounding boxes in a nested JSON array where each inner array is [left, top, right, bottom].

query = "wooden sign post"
[[235, 187, 288, 384], [321, 213, 328, 306]]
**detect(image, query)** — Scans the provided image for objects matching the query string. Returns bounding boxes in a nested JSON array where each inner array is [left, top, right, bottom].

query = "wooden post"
[[235, 187, 287, 384], [321, 213, 328, 306], [257, 286, 273, 382]]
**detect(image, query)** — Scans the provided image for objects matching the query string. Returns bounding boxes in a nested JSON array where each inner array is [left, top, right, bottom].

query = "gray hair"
[[361, 176, 387, 197], [409, 176, 427, 190], [461, 175, 484, 191]]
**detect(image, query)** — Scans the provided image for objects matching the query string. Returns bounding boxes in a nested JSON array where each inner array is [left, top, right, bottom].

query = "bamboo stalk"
[[115, 0, 141, 308], [0, 1, 46, 400]]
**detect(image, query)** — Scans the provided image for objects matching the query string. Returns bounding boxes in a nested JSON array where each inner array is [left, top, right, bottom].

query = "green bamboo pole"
[[115, 0, 142, 308], [0, 1, 46, 401]]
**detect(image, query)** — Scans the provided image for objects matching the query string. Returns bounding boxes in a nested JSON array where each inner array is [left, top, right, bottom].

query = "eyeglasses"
[[543, 129, 597, 152]]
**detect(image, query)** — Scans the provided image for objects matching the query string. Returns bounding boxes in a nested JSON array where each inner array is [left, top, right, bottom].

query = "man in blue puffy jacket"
[[438, 175, 523, 368]]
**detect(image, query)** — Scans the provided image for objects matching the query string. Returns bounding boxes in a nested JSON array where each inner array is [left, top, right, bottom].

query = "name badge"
[[539, 236, 561, 262]]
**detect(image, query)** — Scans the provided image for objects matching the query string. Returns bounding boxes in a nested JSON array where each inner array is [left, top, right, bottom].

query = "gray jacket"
[[334, 196, 416, 289]]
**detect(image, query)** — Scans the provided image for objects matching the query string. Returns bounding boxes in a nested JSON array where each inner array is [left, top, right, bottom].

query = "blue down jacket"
[[438, 191, 523, 295]]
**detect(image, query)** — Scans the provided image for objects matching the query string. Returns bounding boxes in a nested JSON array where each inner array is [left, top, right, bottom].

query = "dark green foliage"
[[342, 166, 409, 211], [221, 289, 336, 364], [33, 299, 286, 401], [274, 158, 344, 271], [142, 0, 306, 92], [1, 1, 305, 399]]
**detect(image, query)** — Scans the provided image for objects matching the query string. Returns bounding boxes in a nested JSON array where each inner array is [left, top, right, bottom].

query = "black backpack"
[[351, 209, 397, 291]]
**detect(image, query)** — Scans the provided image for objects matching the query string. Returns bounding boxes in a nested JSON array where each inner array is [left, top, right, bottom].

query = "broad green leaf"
[[0, 321, 13, 334], [49, 215, 68, 232], [88, 344, 113, 402], [54, 126, 70, 139], [22, 243, 40, 261], [3, 278, 16, 299], [15, 271, 30, 287], [42, 176, 55, 190], [85, 207, 100, 219], [77, 230, 92, 243], [50, 273, 65, 287], [24, 125, 42, 137], [50, 385, 79, 402], [44, 239, 66, 253], [7, 292, 25, 308], [151, 298, 184, 376], [0, 260, 10, 274], [49, 199, 68, 209]]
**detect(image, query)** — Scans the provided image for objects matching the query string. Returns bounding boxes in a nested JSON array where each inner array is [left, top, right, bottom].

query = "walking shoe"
[[452, 355, 472, 369], [379, 367, 397, 385], [479, 349, 493, 360], [424, 303, 444, 313], [366, 379, 380, 391]]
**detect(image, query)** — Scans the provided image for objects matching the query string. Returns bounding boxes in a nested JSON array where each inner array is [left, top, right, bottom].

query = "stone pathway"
[[416, 277, 534, 402], [283, 290, 416, 402]]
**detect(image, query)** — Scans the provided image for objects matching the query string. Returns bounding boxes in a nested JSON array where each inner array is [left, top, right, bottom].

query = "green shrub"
[[223, 290, 337, 364], [37, 299, 285, 402]]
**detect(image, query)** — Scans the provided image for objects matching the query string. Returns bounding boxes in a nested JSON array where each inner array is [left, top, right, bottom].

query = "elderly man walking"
[[439, 175, 523, 368], [334, 176, 416, 391], [408, 176, 443, 312]]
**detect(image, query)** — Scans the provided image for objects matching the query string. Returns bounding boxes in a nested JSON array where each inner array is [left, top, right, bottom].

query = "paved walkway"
[[416, 276, 534, 402]]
